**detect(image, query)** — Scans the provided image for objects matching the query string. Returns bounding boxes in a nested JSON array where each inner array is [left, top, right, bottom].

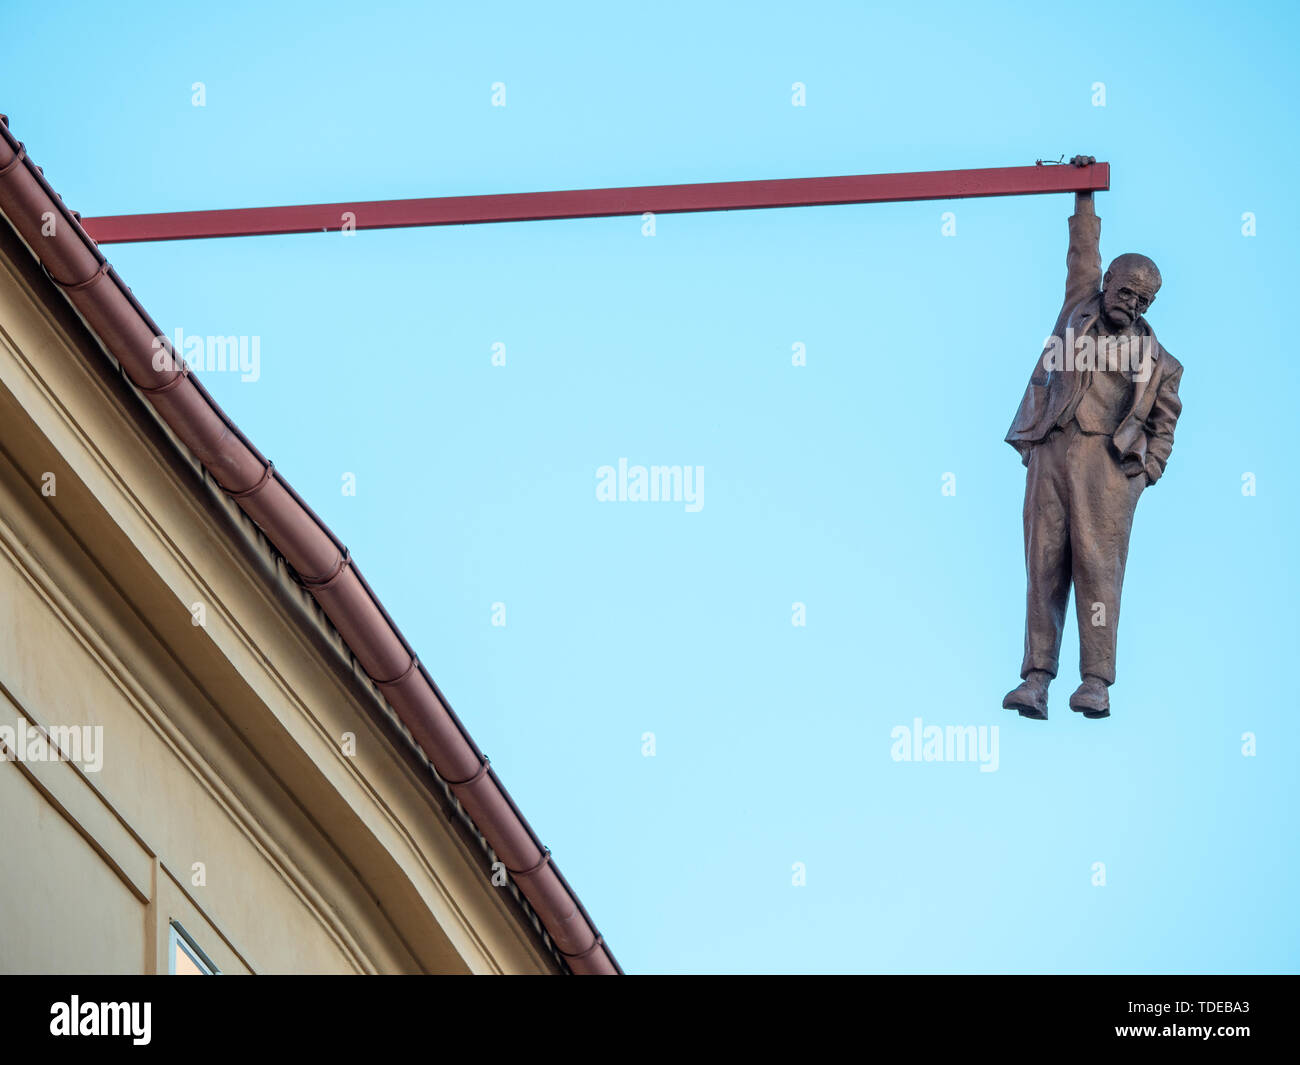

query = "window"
[[168, 922, 219, 975]]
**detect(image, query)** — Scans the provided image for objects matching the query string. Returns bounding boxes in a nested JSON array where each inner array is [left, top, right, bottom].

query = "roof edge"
[[0, 116, 618, 975]]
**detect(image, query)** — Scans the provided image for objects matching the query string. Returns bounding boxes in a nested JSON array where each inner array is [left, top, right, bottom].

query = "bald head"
[[1106, 253, 1162, 291], [1101, 252, 1162, 331]]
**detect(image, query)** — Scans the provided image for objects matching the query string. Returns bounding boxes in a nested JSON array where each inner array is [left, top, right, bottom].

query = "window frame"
[[167, 921, 220, 975]]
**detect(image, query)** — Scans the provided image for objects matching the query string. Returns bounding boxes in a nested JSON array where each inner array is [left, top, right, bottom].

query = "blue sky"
[[4, 0, 1298, 973]]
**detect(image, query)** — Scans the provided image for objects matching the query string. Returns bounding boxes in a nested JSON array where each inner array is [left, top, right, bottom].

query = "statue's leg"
[[1068, 433, 1145, 688], [1021, 428, 1072, 681]]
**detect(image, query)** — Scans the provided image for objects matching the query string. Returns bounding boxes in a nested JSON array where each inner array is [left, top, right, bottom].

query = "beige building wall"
[[0, 224, 559, 975]]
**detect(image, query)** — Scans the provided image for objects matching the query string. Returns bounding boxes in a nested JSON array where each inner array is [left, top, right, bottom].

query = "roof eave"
[[0, 116, 618, 975]]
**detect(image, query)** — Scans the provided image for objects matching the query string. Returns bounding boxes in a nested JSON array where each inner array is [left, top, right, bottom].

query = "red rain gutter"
[[80, 162, 1110, 243], [0, 120, 619, 975]]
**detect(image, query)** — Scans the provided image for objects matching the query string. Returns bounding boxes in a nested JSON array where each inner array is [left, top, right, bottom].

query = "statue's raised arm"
[[1057, 155, 1102, 335]]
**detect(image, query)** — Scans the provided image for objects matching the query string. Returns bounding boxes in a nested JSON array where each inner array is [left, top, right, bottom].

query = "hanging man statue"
[[1002, 155, 1183, 720]]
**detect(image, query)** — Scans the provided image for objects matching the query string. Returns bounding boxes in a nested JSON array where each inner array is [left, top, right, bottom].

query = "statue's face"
[[1101, 270, 1159, 329]]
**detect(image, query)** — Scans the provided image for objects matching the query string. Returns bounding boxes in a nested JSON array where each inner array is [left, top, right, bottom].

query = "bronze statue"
[[1003, 156, 1183, 720]]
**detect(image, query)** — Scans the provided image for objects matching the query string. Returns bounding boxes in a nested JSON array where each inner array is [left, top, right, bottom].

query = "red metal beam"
[[81, 162, 1109, 244]]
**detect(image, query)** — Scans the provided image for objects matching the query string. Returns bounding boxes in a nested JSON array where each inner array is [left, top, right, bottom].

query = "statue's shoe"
[[1002, 677, 1049, 720], [1069, 677, 1110, 718]]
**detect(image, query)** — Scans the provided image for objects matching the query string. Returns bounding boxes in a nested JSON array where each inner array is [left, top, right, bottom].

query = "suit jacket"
[[1005, 212, 1184, 485]]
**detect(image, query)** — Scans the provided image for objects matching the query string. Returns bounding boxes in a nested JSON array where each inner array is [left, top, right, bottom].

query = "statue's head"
[[1101, 253, 1161, 330]]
